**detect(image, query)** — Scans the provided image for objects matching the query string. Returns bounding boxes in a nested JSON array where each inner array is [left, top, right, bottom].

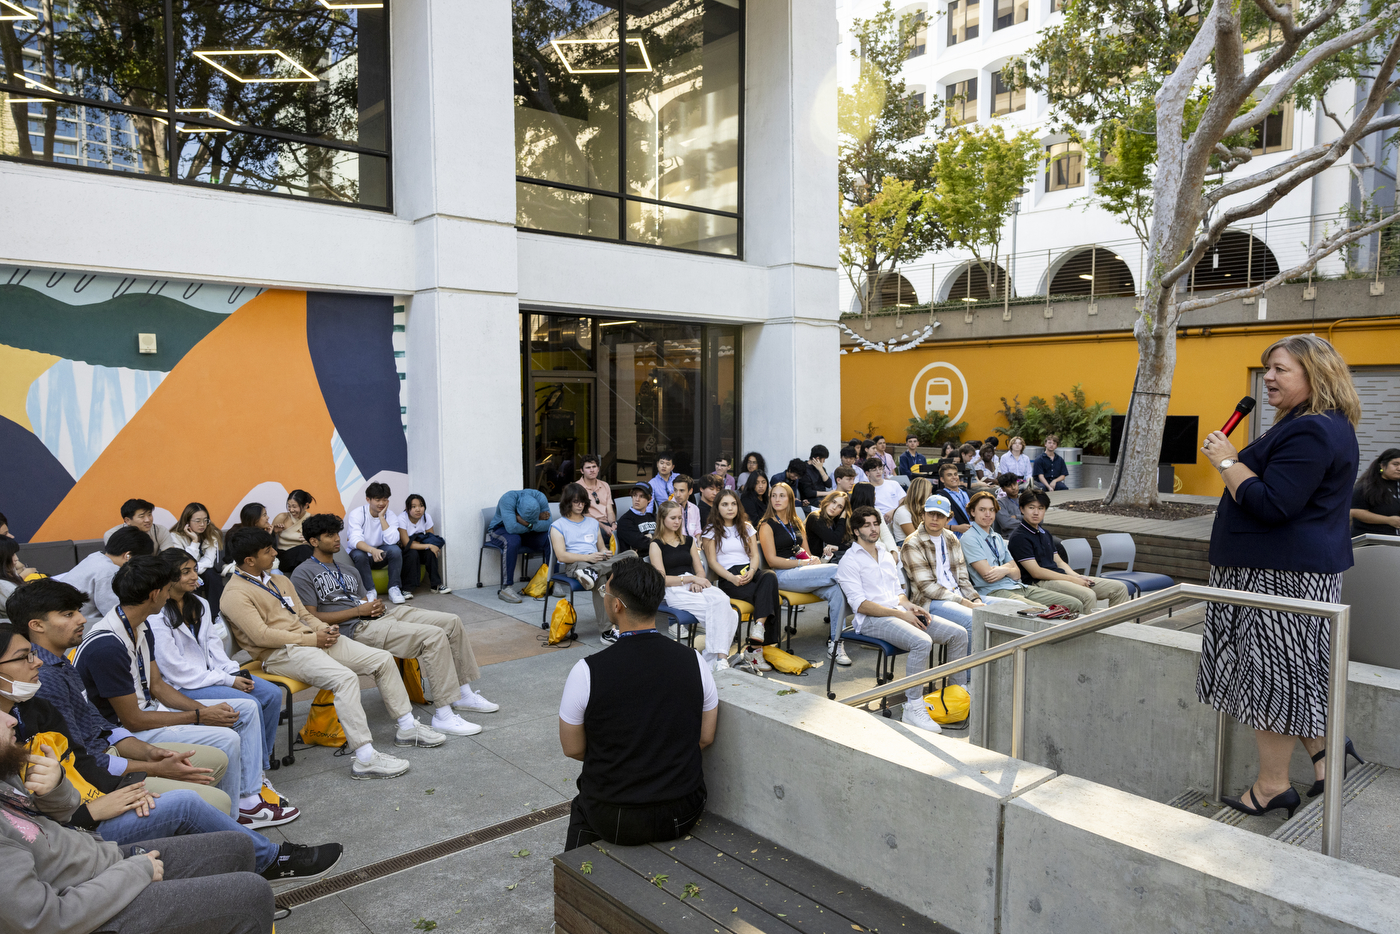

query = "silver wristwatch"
[[1218, 458, 1237, 470]]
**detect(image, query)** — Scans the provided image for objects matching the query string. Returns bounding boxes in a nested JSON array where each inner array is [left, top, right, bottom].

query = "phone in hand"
[[117, 771, 147, 789]]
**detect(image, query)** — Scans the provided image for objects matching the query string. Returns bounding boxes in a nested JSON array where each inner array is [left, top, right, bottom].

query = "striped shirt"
[[33, 644, 135, 777]]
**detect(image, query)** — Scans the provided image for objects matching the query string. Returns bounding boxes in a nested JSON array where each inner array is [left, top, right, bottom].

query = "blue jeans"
[[97, 789, 280, 873], [771, 564, 847, 643], [350, 542, 402, 594], [487, 529, 550, 586], [923, 595, 1019, 636], [136, 696, 263, 810], [184, 678, 282, 765]]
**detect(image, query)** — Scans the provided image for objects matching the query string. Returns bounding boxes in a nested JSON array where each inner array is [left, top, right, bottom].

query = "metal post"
[[1212, 709, 1226, 804], [1321, 608, 1350, 857], [1090, 244, 1097, 304], [1010, 647, 1027, 759], [981, 628, 993, 748]]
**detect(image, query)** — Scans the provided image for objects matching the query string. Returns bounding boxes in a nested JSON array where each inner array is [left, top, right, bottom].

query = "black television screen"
[[1109, 415, 1200, 465]]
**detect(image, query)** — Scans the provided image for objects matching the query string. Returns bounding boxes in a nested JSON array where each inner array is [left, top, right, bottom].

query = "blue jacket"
[[1209, 408, 1358, 574], [490, 490, 551, 535], [898, 450, 928, 476]]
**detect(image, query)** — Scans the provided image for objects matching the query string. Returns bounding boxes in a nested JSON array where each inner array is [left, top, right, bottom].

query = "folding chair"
[[1095, 533, 1173, 597], [656, 603, 700, 648], [1060, 538, 1094, 575], [777, 591, 823, 652], [476, 506, 546, 588], [240, 659, 309, 770]]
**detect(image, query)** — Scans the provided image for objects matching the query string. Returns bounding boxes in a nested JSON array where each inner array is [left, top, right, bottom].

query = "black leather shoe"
[[1222, 785, 1300, 819], [1307, 737, 1365, 798]]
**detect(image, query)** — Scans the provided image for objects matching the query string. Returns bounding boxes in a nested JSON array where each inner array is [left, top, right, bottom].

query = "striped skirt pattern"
[[1196, 565, 1342, 737]]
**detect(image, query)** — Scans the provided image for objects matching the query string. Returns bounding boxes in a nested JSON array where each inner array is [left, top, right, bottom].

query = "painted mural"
[[1, 265, 406, 543]]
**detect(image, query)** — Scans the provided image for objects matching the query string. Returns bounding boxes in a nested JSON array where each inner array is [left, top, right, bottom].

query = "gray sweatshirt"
[[0, 775, 153, 934]]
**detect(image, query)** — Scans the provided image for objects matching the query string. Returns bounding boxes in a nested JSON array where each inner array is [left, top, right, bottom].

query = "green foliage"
[[580, 860, 593, 874], [995, 385, 1114, 454], [412, 920, 437, 931], [907, 411, 968, 446], [682, 882, 702, 900], [840, 178, 935, 313]]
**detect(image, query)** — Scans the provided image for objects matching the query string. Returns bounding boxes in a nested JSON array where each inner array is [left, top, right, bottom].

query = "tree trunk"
[[1107, 293, 1177, 507]]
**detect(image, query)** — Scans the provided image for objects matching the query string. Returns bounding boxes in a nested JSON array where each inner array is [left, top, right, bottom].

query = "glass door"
[[531, 378, 594, 498]]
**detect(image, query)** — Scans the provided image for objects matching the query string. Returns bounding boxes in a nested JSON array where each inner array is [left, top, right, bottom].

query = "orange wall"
[[841, 321, 1400, 496]]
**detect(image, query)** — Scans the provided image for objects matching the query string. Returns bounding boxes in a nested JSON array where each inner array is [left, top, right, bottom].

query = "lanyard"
[[115, 606, 153, 707], [312, 558, 353, 597], [236, 571, 294, 611], [933, 534, 953, 579], [616, 628, 658, 638], [980, 528, 1007, 565]]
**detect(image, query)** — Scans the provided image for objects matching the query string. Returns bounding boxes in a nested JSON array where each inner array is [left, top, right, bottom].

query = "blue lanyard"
[[236, 571, 294, 611], [115, 606, 153, 707], [312, 558, 352, 597], [616, 628, 658, 638], [980, 529, 1006, 565]]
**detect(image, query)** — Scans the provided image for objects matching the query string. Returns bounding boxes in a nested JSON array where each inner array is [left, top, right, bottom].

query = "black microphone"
[[1220, 396, 1256, 437]]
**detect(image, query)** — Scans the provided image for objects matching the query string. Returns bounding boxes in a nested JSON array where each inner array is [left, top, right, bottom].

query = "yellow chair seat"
[[243, 661, 312, 697], [729, 599, 755, 620], [778, 591, 823, 607]]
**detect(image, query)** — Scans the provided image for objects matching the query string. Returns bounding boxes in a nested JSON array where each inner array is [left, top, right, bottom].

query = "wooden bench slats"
[[555, 849, 718, 934]]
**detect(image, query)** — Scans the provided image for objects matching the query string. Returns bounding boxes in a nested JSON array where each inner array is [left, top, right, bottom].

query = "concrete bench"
[[553, 813, 948, 934]]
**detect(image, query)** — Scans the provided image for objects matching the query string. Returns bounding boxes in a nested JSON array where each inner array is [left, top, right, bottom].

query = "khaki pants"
[[353, 605, 481, 707], [121, 742, 231, 815], [1039, 577, 1132, 612], [261, 638, 411, 751], [990, 585, 1068, 611]]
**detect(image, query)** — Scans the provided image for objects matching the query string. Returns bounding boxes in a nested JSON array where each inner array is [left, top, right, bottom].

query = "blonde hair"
[[653, 500, 686, 545], [814, 489, 850, 524], [902, 477, 933, 513], [761, 482, 801, 527], [1262, 334, 1362, 426]]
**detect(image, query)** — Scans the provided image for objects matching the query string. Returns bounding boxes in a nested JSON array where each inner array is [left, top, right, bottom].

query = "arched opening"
[[943, 261, 1008, 302], [1048, 247, 1136, 297], [1189, 230, 1280, 290], [870, 272, 920, 310]]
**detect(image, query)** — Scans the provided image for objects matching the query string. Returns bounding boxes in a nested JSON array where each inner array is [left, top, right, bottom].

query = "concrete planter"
[[1080, 453, 1114, 491]]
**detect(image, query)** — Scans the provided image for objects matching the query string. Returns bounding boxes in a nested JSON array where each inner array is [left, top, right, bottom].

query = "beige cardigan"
[[220, 571, 326, 663]]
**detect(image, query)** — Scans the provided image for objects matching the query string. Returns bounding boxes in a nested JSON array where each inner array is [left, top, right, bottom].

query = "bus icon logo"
[[925, 378, 952, 415]]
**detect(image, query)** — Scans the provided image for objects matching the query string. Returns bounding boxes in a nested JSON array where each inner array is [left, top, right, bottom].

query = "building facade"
[[0, 0, 842, 584]]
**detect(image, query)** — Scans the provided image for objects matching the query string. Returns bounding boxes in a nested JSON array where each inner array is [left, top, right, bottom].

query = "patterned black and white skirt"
[[1196, 565, 1342, 737]]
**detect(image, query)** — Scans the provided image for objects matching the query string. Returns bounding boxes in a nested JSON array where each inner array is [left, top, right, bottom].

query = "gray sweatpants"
[[94, 831, 273, 934]]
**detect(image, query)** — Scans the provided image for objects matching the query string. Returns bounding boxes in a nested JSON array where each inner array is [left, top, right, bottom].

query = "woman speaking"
[[1198, 334, 1362, 819]]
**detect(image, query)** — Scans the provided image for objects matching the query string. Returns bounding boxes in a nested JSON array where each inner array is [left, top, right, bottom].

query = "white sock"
[[239, 794, 262, 809], [354, 743, 375, 763], [397, 713, 416, 731], [435, 705, 454, 720], [458, 684, 475, 702]]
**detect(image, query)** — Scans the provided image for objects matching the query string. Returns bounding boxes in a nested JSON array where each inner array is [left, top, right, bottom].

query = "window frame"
[[947, 0, 980, 46], [1045, 140, 1084, 191], [1247, 96, 1294, 156], [992, 0, 1028, 30], [945, 77, 978, 126], [990, 68, 1025, 115]]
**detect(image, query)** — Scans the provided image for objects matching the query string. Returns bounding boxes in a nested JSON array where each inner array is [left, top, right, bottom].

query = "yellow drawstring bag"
[[26, 732, 104, 802], [298, 690, 347, 747], [548, 598, 578, 645], [762, 645, 812, 674], [521, 561, 550, 599], [395, 657, 428, 705], [925, 683, 971, 724]]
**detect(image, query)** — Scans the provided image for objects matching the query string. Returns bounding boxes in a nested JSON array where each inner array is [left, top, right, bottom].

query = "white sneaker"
[[902, 701, 943, 733], [746, 646, 772, 672], [828, 640, 852, 666], [434, 585, 453, 594], [430, 711, 482, 736], [366, 590, 377, 602], [711, 656, 731, 672], [454, 690, 499, 713], [387, 587, 407, 605], [394, 718, 447, 747], [351, 750, 411, 780]]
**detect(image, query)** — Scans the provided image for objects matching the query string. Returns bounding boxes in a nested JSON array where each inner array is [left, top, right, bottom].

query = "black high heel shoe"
[[1307, 737, 1365, 798], [1223, 785, 1301, 819]]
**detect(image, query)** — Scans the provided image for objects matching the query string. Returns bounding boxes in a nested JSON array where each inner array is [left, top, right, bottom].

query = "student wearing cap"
[[902, 494, 1016, 638], [614, 484, 658, 555]]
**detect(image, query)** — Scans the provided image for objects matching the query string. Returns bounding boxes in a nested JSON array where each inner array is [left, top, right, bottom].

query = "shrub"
[[995, 384, 1114, 454], [907, 410, 968, 446]]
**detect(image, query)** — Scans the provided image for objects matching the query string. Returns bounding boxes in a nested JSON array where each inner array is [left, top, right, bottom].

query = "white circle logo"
[[909, 361, 969, 425]]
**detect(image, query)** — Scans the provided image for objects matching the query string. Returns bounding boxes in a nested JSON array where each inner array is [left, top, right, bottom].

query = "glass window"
[[514, 0, 742, 256], [906, 10, 927, 58], [991, 69, 1024, 115], [0, 0, 390, 207], [529, 314, 595, 372], [993, 0, 1028, 28], [947, 0, 979, 45], [1248, 97, 1293, 155], [945, 78, 977, 126], [1045, 141, 1083, 191]]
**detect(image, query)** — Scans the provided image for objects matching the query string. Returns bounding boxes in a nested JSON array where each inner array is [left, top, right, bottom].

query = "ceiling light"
[[551, 38, 653, 74], [193, 49, 319, 84], [1078, 273, 1094, 280], [13, 71, 60, 94], [317, 0, 382, 7], [0, 0, 36, 19], [600, 320, 638, 327], [175, 107, 240, 133], [960, 297, 978, 302]]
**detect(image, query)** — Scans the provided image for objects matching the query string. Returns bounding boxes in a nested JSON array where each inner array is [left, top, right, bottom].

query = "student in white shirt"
[[345, 482, 407, 604], [170, 502, 225, 618], [891, 477, 934, 545], [397, 494, 450, 595], [865, 459, 904, 521], [834, 506, 946, 733], [649, 501, 738, 670], [54, 527, 154, 625], [701, 491, 780, 673], [998, 436, 1033, 488], [102, 498, 174, 552]]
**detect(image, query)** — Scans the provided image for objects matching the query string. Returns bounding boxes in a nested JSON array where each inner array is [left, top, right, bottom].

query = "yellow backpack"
[[521, 561, 551, 599], [25, 732, 105, 803], [298, 691, 347, 748], [548, 598, 578, 646], [925, 683, 971, 724], [762, 646, 812, 674], [395, 657, 428, 705]]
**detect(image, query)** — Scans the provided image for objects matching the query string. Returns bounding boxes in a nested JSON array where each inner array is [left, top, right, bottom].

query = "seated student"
[[735, 452, 766, 490], [804, 490, 852, 666], [702, 491, 780, 673], [800, 446, 832, 505], [1009, 491, 1129, 611], [935, 462, 974, 536], [55, 526, 154, 626], [1033, 435, 1070, 491], [554, 483, 642, 642], [221, 528, 445, 781], [838, 446, 869, 484], [223, 503, 273, 552], [713, 456, 738, 491], [149, 549, 288, 815], [486, 487, 551, 604], [872, 436, 899, 476], [958, 491, 1061, 610], [739, 471, 769, 523], [1, 624, 341, 884], [13, 580, 235, 814], [993, 473, 1026, 536], [647, 452, 677, 511], [103, 498, 175, 552], [293, 514, 496, 738], [72, 558, 284, 826], [978, 444, 1000, 484], [834, 506, 946, 734], [345, 482, 407, 604], [170, 503, 225, 618], [998, 436, 1033, 488], [834, 483, 899, 566], [559, 558, 717, 849], [1350, 448, 1400, 536], [770, 459, 809, 505], [899, 434, 929, 477], [648, 501, 739, 670], [0, 710, 280, 934], [758, 482, 847, 660], [890, 477, 934, 545], [959, 444, 994, 490], [398, 494, 450, 595], [670, 475, 702, 538], [0, 539, 34, 620], [695, 474, 722, 527], [270, 491, 316, 576], [832, 463, 858, 494], [578, 455, 618, 540], [903, 495, 1014, 639], [864, 458, 904, 522]]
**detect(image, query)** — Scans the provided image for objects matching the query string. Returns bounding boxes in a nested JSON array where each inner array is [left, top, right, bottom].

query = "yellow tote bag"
[[521, 561, 550, 599], [924, 684, 971, 724], [298, 690, 347, 748], [26, 732, 104, 803], [762, 646, 812, 674]]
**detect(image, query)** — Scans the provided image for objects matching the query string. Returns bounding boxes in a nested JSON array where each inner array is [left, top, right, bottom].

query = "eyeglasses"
[[0, 650, 37, 666], [598, 581, 627, 611]]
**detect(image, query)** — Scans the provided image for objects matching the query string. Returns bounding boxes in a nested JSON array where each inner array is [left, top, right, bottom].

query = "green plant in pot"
[[907, 410, 968, 446], [995, 385, 1113, 454]]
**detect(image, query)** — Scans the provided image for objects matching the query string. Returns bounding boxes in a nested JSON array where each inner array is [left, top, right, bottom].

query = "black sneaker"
[[261, 842, 344, 883], [599, 627, 619, 645]]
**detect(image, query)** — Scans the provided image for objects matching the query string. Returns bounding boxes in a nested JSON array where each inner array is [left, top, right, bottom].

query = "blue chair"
[[825, 626, 910, 718], [476, 506, 546, 589], [1094, 533, 1173, 597], [541, 549, 585, 626], [656, 603, 700, 648]]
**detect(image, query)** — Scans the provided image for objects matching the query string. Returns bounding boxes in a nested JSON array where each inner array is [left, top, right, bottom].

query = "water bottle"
[[1097, 477, 1103, 490]]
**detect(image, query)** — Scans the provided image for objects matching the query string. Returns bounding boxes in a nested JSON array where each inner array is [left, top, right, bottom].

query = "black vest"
[[581, 632, 704, 806]]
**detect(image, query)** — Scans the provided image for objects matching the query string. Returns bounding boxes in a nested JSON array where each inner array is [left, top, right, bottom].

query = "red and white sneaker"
[[238, 800, 301, 829]]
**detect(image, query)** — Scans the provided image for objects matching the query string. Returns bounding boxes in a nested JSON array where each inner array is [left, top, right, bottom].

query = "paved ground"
[[269, 581, 930, 933]]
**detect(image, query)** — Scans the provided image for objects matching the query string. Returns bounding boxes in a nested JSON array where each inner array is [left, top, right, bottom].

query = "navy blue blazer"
[[1209, 408, 1358, 574]]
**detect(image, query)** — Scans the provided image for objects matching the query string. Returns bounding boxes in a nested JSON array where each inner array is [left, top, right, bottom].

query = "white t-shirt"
[[703, 523, 754, 569], [397, 512, 434, 536], [891, 504, 913, 544], [559, 650, 718, 725], [872, 479, 903, 517]]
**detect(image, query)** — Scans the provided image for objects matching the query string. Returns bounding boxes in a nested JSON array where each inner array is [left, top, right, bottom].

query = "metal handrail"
[[1353, 533, 1400, 546], [837, 582, 1351, 857]]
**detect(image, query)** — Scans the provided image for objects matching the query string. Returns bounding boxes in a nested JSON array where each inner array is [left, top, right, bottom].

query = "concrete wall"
[[706, 675, 1400, 934]]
